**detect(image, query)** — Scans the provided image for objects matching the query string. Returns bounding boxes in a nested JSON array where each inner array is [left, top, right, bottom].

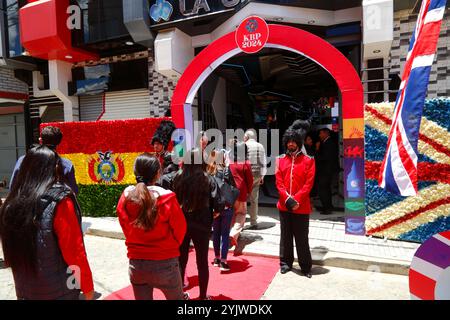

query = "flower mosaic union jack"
[[379, 0, 447, 196], [365, 100, 450, 242]]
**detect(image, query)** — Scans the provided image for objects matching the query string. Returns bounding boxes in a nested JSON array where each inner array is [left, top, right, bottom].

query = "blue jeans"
[[212, 208, 233, 261], [129, 257, 183, 300]]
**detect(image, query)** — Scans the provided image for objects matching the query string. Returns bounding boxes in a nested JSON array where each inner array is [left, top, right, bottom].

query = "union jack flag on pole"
[[379, 0, 447, 196]]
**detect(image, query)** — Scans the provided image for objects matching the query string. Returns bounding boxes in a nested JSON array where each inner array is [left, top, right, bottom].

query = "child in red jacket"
[[117, 153, 187, 300]]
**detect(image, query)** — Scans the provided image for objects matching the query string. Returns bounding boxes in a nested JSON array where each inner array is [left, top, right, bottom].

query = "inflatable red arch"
[[170, 22, 366, 234], [171, 24, 363, 131]]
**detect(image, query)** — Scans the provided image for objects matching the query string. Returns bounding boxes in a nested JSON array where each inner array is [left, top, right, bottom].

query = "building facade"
[[1, 1, 449, 238], [10, 1, 449, 131]]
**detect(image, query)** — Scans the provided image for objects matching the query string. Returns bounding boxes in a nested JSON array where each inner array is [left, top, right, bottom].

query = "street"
[[1, 234, 410, 300]]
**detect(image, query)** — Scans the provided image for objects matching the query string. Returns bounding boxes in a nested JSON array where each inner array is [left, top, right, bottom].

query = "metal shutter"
[[103, 89, 150, 120], [79, 94, 103, 121]]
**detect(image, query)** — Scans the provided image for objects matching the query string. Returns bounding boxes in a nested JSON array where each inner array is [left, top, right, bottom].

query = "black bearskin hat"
[[282, 119, 311, 149], [151, 120, 176, 150]]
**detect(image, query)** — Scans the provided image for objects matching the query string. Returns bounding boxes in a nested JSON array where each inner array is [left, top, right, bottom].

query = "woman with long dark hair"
[[0, 145, 94, 300], [173, 148, 224, 300], [117, 153, 186, 300]]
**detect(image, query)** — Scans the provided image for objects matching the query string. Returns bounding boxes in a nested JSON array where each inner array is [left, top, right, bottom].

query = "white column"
[[48, 60, 79, 122]]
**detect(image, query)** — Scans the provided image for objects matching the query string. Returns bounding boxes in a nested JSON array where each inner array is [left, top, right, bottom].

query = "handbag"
[[214, 169, 240, 207]]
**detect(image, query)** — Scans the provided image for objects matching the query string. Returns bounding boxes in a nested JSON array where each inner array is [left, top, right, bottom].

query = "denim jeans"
[[129, 257, 183, 300], [212, 207, 233, 260]]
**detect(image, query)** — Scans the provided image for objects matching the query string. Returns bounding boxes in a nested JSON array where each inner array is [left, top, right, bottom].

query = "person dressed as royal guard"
[[150, 120, 177, 169], [275, 119, 315, 278]]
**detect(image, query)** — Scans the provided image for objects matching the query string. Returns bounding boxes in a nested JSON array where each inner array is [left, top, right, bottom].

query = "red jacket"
[[117, 185, 187, 260], [229, 160, 253, 202], [275, 152, 315, 214], [53, 198, 94, 294]]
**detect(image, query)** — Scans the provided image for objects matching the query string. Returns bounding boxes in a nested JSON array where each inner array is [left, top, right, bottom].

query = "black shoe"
[[280, 265, 291, 274], [301, 271, 312, 278], [212, 258, 220, 267], [320, 210, 332, 215], [220, 261, 230, 272]]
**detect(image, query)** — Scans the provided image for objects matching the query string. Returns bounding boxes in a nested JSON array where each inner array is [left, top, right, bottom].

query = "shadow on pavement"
[[244, 222, 276, 230], [290, 266, 330, 276], [233, 234, 264, 256], [222, 259, 252, 275]]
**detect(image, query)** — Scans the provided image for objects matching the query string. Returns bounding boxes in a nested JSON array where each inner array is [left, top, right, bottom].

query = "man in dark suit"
[[315, 128, 339, 215]]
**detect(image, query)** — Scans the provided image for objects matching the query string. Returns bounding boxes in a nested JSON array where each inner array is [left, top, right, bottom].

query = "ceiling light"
[[373, 49, 381, 54], [125, 41, 134, 46]]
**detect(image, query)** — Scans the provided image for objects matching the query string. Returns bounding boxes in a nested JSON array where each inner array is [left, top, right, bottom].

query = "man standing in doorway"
[[244, 129, 267, 229], [9, 126, 78, 195], [315, 128, 339, 215], [275, 120, 315, 278]]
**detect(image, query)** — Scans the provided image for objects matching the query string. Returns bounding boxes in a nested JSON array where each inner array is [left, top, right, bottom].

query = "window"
[[367, 58, 385, 103], [75, 0, 129, 44], [3, 0, 26, 57]]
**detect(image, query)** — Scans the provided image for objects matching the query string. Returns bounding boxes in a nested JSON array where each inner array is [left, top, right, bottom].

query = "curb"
[[84, 227, 410, 276]]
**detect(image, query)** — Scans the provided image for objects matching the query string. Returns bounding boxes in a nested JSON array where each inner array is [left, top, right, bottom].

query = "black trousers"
[[179, 228, 210, 299], [317, 172, 333, 211], [279, 211, 312, 273]]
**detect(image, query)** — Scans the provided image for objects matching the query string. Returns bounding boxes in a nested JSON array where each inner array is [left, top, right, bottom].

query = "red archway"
[[170, 23, 366, 235], [171, 24, 363, 130]]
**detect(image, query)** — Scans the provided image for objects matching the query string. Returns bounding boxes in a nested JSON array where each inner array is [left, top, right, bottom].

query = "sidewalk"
[[83, 207, 420, 276]]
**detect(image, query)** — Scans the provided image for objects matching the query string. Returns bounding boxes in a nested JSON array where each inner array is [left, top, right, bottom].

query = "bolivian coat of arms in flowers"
[[88, 151, 125, 183]]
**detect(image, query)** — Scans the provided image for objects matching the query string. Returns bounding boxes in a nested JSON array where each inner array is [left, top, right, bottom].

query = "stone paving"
[[83, 207, 420, 275], [262, 265, 410, 300], [1, 234, 410, 300], [0, 235, 130, 300], [1, 206, 421, 300]]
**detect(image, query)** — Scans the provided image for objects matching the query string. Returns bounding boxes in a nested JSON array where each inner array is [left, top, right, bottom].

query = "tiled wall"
[[389, 8, 450, 97], [148, 54, 177, 117], [0, 67, 28, 94]]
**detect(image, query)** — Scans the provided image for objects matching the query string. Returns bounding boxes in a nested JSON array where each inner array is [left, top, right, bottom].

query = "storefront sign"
[[150, 0, 174, 22], [235, 16, 269, 54], [149, 0, 246, 24]]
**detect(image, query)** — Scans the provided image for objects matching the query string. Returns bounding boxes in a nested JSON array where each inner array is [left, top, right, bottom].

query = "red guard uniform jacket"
[[275, 152, 316, 214]]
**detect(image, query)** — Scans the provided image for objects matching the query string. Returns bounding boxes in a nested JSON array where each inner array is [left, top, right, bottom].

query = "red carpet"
[[105, 249, 279, 300]]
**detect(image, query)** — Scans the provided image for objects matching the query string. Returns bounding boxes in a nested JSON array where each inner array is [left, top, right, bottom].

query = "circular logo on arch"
[[236, 16, 269, 54]]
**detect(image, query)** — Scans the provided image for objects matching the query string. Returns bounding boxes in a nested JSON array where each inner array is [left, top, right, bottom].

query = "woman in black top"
[[173, 148, 224, 300]]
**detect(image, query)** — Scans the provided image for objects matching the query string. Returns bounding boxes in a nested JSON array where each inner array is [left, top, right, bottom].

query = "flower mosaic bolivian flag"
[[41, 118, 173, 215]]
